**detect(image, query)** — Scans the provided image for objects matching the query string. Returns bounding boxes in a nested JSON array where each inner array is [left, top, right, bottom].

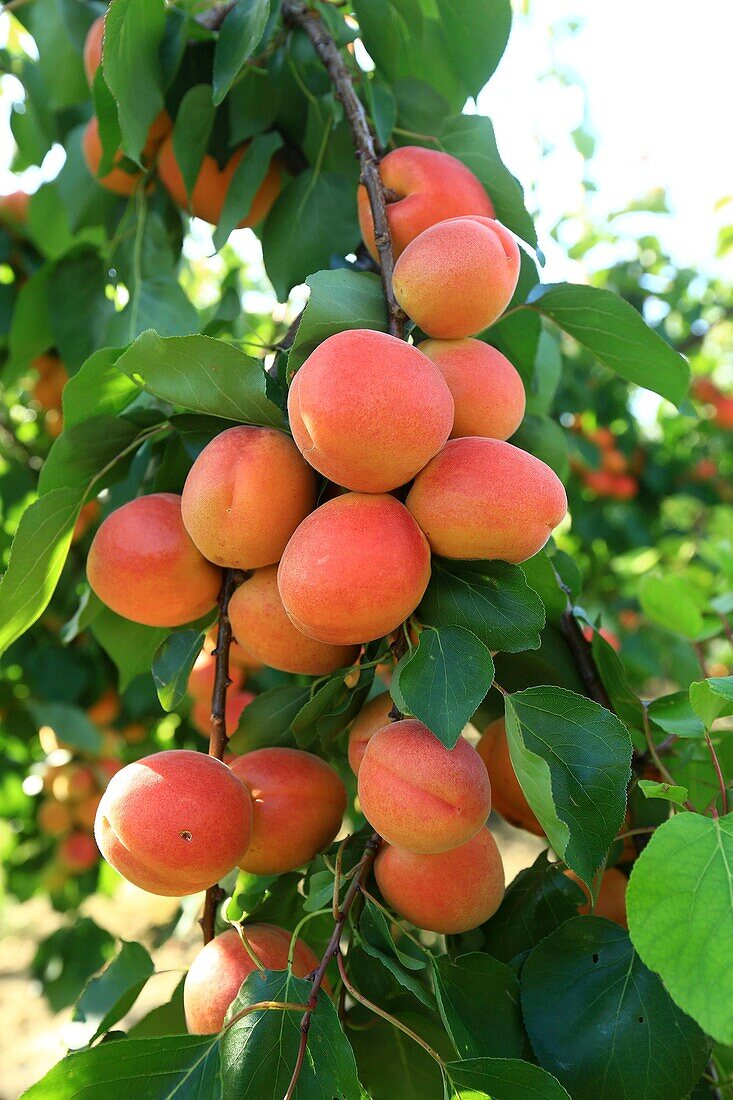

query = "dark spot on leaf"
[[638, 1016, 644, 1023], [592, 953, 599, 963]]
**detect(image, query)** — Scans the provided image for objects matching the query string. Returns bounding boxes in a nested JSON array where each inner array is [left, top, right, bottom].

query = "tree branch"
[[281, 0, 404, 338]]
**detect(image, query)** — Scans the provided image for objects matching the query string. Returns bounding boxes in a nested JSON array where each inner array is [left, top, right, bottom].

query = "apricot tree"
[[0, 1, 731, 1098]]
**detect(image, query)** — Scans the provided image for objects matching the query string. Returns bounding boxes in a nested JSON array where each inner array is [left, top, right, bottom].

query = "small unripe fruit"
[[358, 720, 491, 853], [347, 693, 395, 775], [418, 338, 525, 441]]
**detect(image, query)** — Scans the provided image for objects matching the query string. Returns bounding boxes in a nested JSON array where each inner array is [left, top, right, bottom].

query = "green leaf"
[[434, 0, 511, 99], [6, 267, 53, 379], [213, 130, 284, 249], [0, 488, 82, 658], [228, 69, 279, 144], [392, 627, 495, 748], [48, 253, 116, 372], [153, 630, 206, 712], [38, 417, 146, 496], [22, 1034, 221, 1099], [63, 347, 137, 429], [639, 574, 708, 639], [108, 276, 200, 345], [72, 941, 154, 1046], [648, 691, 705, 739], [91, 609, 170, 692], [26, 702, 103, 754], [220, 969, 361, 1099], [519, 551, 567, 623], [127, 978, 186, 1038], [227, 685, 307, 753], [433, 953, 523, 1059], [348, 1001, 449, 1100], [360, 900, 433, 1008], [172, 84, 215, 200], [418, 559, 545, 655], [262, 170, 360, 301], [103, 0, 167, 163], [689, 677, 733, 727], [627, 812, 733, 1044], [504, 687, 632, 886], [525, 283, 689, 406], [589, 631, 646, 735], [446, 1057, 570, 1100], [32, 918, 114, 1014], [638, 780, 688, 805], [521, 917, 711, 1100], [287, 269, 388, 377], [116, 330, 286, 428], [213, 0, 271, 105]]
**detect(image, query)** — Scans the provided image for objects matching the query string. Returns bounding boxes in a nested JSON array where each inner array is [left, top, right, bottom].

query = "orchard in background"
[[0, 1, 731, 1098]]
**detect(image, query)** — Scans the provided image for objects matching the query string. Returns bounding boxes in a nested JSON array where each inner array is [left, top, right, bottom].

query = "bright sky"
[[1, 2, 731, 287]]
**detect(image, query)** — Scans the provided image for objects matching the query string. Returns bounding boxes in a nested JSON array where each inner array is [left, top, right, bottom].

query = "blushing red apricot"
[[347, 693, 395, 775], [188, 648, 245, 703], [406, 437, 567, 563], [229, 748, 346, 875], [375, 827, 505, 933], [477, 718, 544, 836], [184, 925, 322, 1034], [59, 831, 99, 873], [72, 792, 103, 831], [358, 720, 491, 853], [158, 135, 281, 228], [181, 426, 316, 569], [228, 566, 358, 675], [566, 867, 628, 928], [418, 338, 525, 441], [83, 15, 104, 85], [191, 690, 254, 738], [288, 330, 454, 492], [94, 750, 251, 896], [87, 493, 221, 627], [82, 113, 170, 196], [278, 494, 431, 645], [357, 146, 494, 261], [392, 216, 521, 338]]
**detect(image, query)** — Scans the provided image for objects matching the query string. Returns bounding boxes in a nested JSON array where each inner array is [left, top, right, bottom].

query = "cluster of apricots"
[[80, 15, 281, 227], [692, 376, 733, 430], [28, 353, 68, 439], [571, 423, 640, 501]]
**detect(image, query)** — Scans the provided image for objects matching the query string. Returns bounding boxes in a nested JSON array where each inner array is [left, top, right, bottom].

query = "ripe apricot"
[[87, 687, 121, 727], [31, 354, 68, 412], [59, 831, 99, 873], [565, 867, 628, 928], [191, 689, 254, 738], [181, 426, 316, 569], [406, 437, 567, 563], [73, 792, 103, 831], [477, 718, 544, 836], [228, 566, 359, 675], [229, 748, 347, 875], [184, 925, 322, 1034], [83, 14, 104, 85], [278, 493, 431, 645], [94, 750, 251, 896], [347, 693, 395, 775], [51, 765, 96, 804], [287, 330, 454, 492], [375, 827, 505, 933], [38, 800, 73, 837], [188, 648, 245, 703], [82, 112, 170, 196], [87, 493, 221, 627], [392, 216, 521, 339], [358, 720, 491, 853], [418, 338, 525, 440], [0, 190, 30, 226], [358, 146, 494, 261], [158, 136, 281, 229]]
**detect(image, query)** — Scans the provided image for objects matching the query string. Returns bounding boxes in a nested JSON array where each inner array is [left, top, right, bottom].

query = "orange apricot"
[[287, 329, 453, 492], [358, 146, 494, 262], [347, 693, 395, 775], [277, 493, 431, 645], [83, 14, 105, 85], [228, 566, 359, 675], [188, 648, 245, 703], [477, 718, 544, 836], [229, 747, 347, 875], [358, 719, 491, 853], [375, 827, 505, 933], [191, 689, 254, 738], [392, 216, 521, 338], [406, 437, 567, 563], [38, 800, 73, 837], [87, 493, 221, 627], [94, 750, 251, 896], [418, 338, 525, 440], [82, 112, 170, 196], [565, 867, 628, 928]]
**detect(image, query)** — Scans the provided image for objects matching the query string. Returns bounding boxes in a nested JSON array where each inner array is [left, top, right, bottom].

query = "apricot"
[[229, 747, 346, 874], [358, 720, 491, 853], [392, 216, 521, 339], [288, 330, 453, 492], [73, 500, 101, 543], [477, 718, 544, 837], [158, 135, 281, 229], [181, 426, 316, 570], [83, 14, 104, 85], [228, 566, 358, 675], [406, 437, 567, 563], [278, 494, 431, 645], [184, 925, 321, 1034], [358, 146, 494, 262], [418, 338, 525, 441], [0, 190, 30, 226], [73, 792, 103, 831], [375, 827, 505, 933], [714, 396, 733, 430], [31, 353, 68, 412], [38, 800, 73, 837], [82, 112, 170, 196], [87, 687, 120, 727], [565, 867, 628, 928], [347, 693, 395, 775], [94, 750, 251, 896], [59, 831, 99, 874], [191, 689, 254, 738], [87, 493, 221, 627], [51, 765, 96, 804], [188, 648, 245, 703]]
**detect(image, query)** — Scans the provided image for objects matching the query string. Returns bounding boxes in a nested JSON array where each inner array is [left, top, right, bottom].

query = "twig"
[[281, 0, 404, 338], [283, 832, 381, 1100], [560, 607, 614, 711], [196, 0, 235, 31], [704, 729, 728, 815]]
